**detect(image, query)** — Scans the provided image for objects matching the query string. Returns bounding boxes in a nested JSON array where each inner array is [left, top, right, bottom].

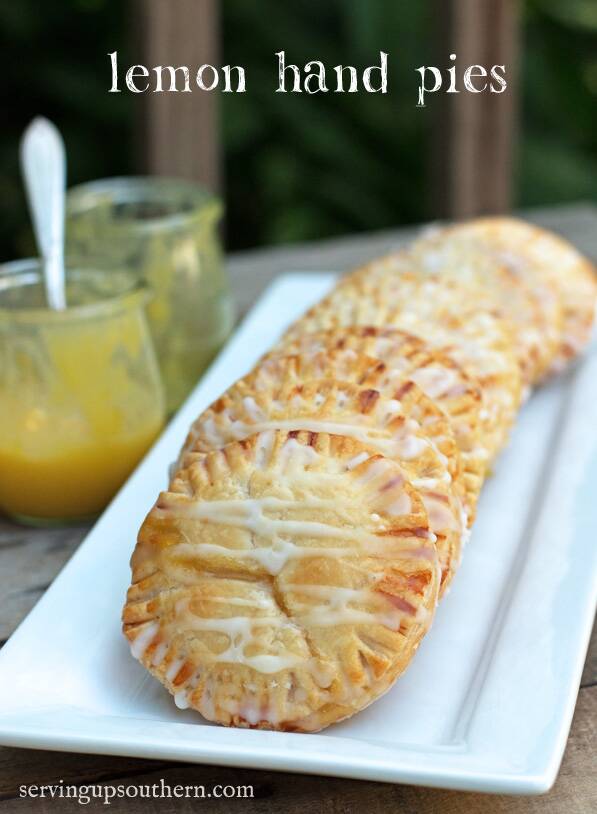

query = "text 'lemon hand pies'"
[[440, 217, 597, 371], [282, 275, 522, 463], [123, 430, 440, 732], [270, 326, 485, 523], [179, 377, 464, 592]]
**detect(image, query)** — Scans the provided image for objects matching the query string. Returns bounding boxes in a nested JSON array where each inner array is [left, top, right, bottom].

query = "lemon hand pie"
[[233, 347, 467, 518], [282, 270, 522, 463], [178, 376, 465, 592], [407, 230, 563, 387], [270, 326, 485, 523], [123, 430, 439, 732], [437, 217, 596, 372]]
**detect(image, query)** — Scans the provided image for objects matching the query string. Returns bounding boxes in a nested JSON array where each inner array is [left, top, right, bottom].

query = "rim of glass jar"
[[0, 258, 150, 325], [66, 176, 223, 234]]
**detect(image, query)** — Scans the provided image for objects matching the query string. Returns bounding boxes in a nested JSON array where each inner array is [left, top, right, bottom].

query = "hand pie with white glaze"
[[179, 377, 464, 592], [436, 217, 596, 372], [283, 269, 522, 462], [270, 326, 484, 523], [340, 239, 561, 387], [123, 430, 440, 732]]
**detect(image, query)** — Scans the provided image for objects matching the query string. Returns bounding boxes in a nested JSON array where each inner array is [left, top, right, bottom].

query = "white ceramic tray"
[[0, 272, 595, 794]]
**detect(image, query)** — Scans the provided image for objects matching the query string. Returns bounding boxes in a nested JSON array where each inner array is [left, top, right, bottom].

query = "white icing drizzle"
[[286, 584, 425, 628], [200, 416, 430, 464], [164, 587, 428, 685], [410, 365, 468, 400], [411, 476, 442, 489], [387, 492, 412, 516], [180, 615, 304, 674], [355, 459, 392, 485], [461, 525, 472, 549], [167, 532, 426, 578], [196, 416, 221, 446], [165, 608, 335, 687], [253, 430, 275, 469], [130, 622, 159, 660], [277, 438, 320, 469], [421, 493, 460, 532], [394, 432, 428, 460], [165, 657, 186, 682], [163, 496, 395, 543], [151, 641, 169, 666], [161, 424, 434, 583], [220, 698, 260, 725], [197, 594, 273, 610], [299, 607, 399, 628], [174, 689, 191, 709], [242, 396, 265, 422], [381, 400, 403, 425], [346, 450, 370, 470]]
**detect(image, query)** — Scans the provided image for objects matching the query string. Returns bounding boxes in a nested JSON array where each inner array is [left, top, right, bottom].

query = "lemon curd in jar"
[[0, 262, 165, 524]]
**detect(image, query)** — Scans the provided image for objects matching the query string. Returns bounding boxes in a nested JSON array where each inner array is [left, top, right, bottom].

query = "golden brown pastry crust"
[[123, 430, 440, 732], [269, 326, 484, 523], [439, 217, 596, 372], [282, 270, 522, 463], [229, 348, 465, 508], [407, 229, 563, 386], [179, 376, 464, 592]]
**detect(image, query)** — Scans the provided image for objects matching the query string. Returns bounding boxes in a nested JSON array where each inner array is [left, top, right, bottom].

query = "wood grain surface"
[[431, 0, 521, 218], [135, 0, 222, 192], [1, 203, 595, 812]]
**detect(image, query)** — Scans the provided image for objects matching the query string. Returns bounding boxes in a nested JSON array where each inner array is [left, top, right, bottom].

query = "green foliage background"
[[518, 0, 597, 208], [0, 0, 132, 259], [1, 0, 596, 258], [220, 1, 432, 248]]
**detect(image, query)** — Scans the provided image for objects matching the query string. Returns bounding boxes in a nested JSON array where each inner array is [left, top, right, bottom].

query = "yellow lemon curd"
[[0, 274, 165, 523]]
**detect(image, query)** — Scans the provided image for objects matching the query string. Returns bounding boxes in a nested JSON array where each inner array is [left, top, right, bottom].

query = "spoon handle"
[[20, 118, 67, 310]]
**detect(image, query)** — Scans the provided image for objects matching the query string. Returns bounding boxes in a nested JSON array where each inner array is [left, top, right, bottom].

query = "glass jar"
[[66, 177, 234, 414], [0, 259, 165, 525]]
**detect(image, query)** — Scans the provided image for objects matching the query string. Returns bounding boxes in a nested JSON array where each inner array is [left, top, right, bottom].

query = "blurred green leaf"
[[531, 0, 597, 31]]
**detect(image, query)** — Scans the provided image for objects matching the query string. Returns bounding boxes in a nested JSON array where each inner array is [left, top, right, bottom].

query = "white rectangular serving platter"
[[0, 272, 596, 795]]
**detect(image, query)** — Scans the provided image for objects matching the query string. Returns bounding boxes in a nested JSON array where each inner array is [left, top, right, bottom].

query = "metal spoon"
[[20, 117, 67, 310]]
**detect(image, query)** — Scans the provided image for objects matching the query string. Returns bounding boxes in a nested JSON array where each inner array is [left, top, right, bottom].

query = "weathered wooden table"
[[1, 204, 595, 812]]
